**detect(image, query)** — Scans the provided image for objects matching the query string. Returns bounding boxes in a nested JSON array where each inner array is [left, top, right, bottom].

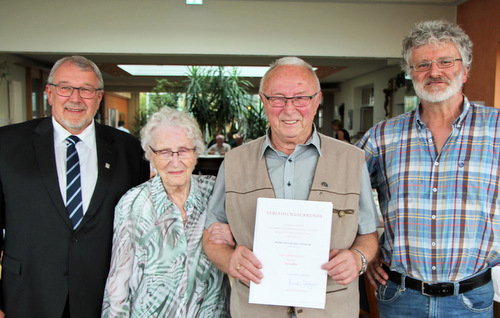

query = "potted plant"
[[185, 66, 252, 139]]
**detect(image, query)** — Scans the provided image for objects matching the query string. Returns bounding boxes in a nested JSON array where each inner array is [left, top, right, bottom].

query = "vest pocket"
[[332, 208, 354, 218], [326, 285, 348, 293]]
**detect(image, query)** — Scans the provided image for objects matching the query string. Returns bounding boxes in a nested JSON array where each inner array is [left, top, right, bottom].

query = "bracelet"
[[352, 248, 367, 275]]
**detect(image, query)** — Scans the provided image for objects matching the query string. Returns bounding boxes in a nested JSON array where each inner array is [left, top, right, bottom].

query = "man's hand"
[[321, 249, 361, 285], [365, 250, 389, 288], [227, 245, 263, 285], [321, 232, 378, 285], [206, 222, 235, 247]]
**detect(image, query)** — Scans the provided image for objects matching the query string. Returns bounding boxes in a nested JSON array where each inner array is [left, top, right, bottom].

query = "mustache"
[[64, 102, 87, 110], [423, 76, 451, 85]]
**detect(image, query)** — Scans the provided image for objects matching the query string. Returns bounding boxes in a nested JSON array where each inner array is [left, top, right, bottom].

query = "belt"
[[382, 264, 491, 297]]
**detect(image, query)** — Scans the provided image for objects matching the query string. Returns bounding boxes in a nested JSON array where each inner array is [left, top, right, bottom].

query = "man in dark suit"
[[0, 56, 150, 318]]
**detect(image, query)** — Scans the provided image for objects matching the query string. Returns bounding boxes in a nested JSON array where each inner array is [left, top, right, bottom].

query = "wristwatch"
[[352, 249, 367, 275]]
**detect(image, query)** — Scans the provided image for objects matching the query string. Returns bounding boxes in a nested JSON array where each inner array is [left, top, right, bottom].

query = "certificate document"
[[249, 197, 333, 309]]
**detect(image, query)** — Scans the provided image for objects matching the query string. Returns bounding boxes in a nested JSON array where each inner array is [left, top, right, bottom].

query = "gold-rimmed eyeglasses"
[[261, 91, 320, 107], [48, 83, 102, 99], [149, 146, 197, 160], [410, 58, 463, 72]]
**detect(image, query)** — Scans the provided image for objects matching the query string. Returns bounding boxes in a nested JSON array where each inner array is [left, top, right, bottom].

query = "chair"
[[359, 273, 379, 318]]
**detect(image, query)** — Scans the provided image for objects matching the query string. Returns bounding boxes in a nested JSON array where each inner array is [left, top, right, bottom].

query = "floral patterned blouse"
[[101, 174, 230, 318]]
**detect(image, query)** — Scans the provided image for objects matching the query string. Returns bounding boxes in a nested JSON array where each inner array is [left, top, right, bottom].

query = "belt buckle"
[[421, 281, 436, 296], [421, 281, 454, 296]]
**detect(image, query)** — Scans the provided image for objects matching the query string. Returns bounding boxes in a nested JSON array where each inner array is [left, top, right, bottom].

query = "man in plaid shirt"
[[357, 20, 499, 317]]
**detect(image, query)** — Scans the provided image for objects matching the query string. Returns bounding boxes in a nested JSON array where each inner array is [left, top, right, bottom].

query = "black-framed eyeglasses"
[[149, 146, 197, 160], [410, 58, 463, 72], [261, 91, 320, 107], [48, 83, 102, 99]]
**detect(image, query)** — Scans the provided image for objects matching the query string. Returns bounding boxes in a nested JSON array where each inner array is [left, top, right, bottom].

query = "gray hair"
[[140, 107, 205, 161], [401, 20, 473, 75], [259, 56, 321, 93], [47, 56, 104, 89]]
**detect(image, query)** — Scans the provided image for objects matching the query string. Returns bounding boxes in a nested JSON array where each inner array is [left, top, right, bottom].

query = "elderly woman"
[[101, 108, 230, 317]]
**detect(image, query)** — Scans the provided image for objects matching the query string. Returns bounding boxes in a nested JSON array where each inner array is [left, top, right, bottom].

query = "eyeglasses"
[[149, 146, 196, 160], [261, 92, 320, 107], [48, 83, 102, 99], [410, 58, 463, 72]]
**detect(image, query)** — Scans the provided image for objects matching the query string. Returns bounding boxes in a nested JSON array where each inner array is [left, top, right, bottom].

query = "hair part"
[[140, 107, 205, 161], [259, 56, 321, 93], [401, 20, 473, 75], [47, 55, 104, 89]]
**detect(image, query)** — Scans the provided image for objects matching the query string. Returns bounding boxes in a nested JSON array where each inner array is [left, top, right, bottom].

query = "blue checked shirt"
[[356, 96, 500, 282]]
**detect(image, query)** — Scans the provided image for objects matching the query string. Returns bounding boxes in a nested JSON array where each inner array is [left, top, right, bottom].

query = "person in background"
[[203, 56, 379, 318], [207, 134, 231, 155], [102, 108, 230, 317], [117, 120, 130, 133], [206, 135, 217, 148], [331, 119, 350, 143], [226, 132, 236, 147], [357, 20, 499, 317], [0, 55, 150, 318], [233, 134, 244, 148]]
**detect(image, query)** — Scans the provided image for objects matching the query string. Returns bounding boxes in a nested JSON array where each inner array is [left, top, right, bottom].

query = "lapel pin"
[[105, 163, 110, 169]]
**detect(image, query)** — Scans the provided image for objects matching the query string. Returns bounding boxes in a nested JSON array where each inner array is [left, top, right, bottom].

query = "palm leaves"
[[185, 66, 252, 138], [134, 66, 268, 141], [241, 100, 268, 140]]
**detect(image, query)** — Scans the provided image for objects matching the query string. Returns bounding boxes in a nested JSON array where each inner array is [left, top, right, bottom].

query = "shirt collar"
[[415, 94, 470, 129], [52, 117, 96, 148], [259, 124, 322, 159]]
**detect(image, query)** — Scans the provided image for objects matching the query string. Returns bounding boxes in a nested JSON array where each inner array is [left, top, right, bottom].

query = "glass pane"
[[44, 91, 51, 116], [31, 78, 40, 119]]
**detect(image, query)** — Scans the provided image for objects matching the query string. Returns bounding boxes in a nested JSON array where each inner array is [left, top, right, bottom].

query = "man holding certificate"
[[203, 56, 379, 318]]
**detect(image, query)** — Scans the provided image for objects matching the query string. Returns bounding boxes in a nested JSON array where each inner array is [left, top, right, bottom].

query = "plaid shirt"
[[357, 96, 500, 282]]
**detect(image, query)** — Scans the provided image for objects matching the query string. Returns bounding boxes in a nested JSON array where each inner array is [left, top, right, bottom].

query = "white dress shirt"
[[53, 118, 98, 215]]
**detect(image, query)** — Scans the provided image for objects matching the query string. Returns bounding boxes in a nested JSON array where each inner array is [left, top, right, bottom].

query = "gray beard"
[[413, 70, 464, 103]]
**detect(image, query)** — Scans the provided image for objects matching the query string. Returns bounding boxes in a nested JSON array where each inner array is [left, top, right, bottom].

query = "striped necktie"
[[66, 135, 83, 229]]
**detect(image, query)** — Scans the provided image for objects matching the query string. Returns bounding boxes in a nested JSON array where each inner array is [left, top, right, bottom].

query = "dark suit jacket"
[[0, 117, 150, 318]]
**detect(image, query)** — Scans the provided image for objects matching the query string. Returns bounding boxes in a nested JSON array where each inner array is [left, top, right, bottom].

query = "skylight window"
[[117, 65, 270, 77]]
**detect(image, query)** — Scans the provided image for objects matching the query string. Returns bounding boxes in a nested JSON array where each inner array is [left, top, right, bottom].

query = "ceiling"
[[15, 52, 400, 93], [13, 0, 466, 93]]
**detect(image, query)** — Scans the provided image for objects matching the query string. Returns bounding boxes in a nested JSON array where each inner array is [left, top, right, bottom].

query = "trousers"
[[376, 278, 494, 317]]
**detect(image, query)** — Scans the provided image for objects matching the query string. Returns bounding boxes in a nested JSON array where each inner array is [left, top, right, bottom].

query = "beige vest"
[[225, 133, 365, 318]]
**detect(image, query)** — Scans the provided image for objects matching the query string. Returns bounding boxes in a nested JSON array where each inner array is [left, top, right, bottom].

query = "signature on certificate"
[[288, 277, 318, 290]]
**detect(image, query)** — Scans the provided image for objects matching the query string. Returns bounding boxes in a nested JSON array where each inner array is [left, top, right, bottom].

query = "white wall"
[[337, 64, 410, 141], [0, 1, 455, 58]]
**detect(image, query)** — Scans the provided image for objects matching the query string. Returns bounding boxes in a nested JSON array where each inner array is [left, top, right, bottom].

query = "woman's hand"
[[206, 222, 236, 247]]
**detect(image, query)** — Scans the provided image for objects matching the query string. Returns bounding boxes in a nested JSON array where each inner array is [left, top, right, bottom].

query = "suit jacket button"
[[72, 237, 78, 243]]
